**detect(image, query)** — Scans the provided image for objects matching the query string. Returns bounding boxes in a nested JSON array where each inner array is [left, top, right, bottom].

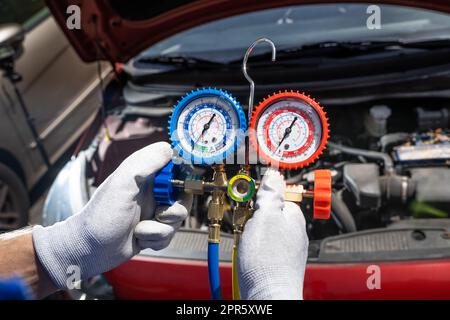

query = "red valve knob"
[[313, 170, 332, 219]]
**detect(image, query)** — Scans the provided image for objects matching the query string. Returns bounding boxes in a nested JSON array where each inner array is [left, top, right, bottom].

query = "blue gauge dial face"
[[176, 94, 240, 161]]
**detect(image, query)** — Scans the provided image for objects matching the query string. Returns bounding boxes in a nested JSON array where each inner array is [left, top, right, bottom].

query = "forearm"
[[0, 229, 57, 299]]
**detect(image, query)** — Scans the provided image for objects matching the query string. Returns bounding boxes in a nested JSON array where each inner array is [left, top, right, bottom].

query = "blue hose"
[[207, 242, 222, 300]]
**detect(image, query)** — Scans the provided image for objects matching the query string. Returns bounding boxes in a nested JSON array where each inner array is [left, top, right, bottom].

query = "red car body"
[[105, 256, 450, 300], [45, 0, 450, 299]]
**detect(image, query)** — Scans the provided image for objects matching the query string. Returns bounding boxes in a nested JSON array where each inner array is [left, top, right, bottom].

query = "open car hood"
[[46, 0, 450, 63]]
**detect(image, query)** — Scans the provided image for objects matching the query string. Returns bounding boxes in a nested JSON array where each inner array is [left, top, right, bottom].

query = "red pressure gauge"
[[249, 91, 330, 169]]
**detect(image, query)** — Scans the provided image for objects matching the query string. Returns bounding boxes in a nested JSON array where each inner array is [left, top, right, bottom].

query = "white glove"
[[32, 142, 192, 289], [237, 169, 309, 300]]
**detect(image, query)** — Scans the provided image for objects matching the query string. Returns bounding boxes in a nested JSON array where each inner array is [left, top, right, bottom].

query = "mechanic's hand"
[[32, 142, 192, 289], [237, 169, 308, 300]]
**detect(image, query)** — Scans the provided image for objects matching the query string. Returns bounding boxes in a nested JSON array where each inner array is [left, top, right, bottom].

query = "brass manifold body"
[[171, 165, 314, 244]]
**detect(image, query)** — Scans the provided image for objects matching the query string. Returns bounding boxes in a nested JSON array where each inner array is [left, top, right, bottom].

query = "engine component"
[[365, 105, 391, 138], [329, 142, 394, 174], [319, 227, 450, 262], [410, 202, 448, 219], [394, 143, 450, 166], [249, 90, 329, 169], [379, 132, 409, 152], [343, 163, 381, 209], [416, 107, 449, 131], [379, 174, 415, 204], [410, 168, 450, 204], [331, 192, 357, 233]]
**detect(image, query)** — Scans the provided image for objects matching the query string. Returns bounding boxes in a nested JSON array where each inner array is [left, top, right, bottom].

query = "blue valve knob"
[[153, 161, 178, 206]]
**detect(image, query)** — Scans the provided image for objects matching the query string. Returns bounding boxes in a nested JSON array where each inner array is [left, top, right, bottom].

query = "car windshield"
[[135, 3, 450, 65]]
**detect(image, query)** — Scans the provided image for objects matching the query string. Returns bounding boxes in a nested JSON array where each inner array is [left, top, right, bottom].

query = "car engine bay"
[[84, 85, 450, 250]]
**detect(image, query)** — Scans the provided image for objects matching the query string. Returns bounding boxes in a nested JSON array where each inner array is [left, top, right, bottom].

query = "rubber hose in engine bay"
[[328, 142, 394, 174], [331, 192, 357, 233]]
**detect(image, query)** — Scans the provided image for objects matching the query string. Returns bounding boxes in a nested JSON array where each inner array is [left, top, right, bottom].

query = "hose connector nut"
[[285, 184, 305, 202], [184, 176, 204, 195]]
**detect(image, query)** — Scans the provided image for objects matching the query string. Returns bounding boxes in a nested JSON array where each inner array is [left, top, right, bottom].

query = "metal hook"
[[242, 38, 277, 120]]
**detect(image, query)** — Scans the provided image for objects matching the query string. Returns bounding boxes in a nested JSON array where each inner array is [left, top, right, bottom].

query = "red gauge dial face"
[[249, 91, 329, 169]]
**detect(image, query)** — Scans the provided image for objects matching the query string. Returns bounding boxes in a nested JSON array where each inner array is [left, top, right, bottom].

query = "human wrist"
[[0, 230, 57, 299], [32, 214, 105, 289]]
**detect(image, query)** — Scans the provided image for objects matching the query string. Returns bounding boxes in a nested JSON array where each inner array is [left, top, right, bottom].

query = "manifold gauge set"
[[151, 38, 332, 300]]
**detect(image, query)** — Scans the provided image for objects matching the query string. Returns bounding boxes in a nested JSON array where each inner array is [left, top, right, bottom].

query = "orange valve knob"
[[313, 170, 332, 220]]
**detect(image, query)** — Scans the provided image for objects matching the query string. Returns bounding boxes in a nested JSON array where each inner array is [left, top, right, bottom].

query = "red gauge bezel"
[[249, 90, 330, 169]]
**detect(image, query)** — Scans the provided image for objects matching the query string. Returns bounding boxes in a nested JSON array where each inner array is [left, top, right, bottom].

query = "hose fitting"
[[207, 165, 228, 243], [232, 204, 253, 244]]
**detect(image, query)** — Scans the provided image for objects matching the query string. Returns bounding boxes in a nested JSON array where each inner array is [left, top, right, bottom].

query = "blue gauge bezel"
[[169, 88, 247, 165]]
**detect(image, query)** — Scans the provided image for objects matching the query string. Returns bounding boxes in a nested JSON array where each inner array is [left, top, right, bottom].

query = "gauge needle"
[[193, 114, 216, 149], [275, 117, 298, 153]]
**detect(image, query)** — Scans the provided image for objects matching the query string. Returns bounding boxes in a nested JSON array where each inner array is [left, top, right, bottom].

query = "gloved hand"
[[32, 142, 192, 289], [237, 169, 309, 300]]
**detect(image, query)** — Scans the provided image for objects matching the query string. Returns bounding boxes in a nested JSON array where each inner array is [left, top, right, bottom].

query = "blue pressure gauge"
[[169, 88, 246, 164]]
